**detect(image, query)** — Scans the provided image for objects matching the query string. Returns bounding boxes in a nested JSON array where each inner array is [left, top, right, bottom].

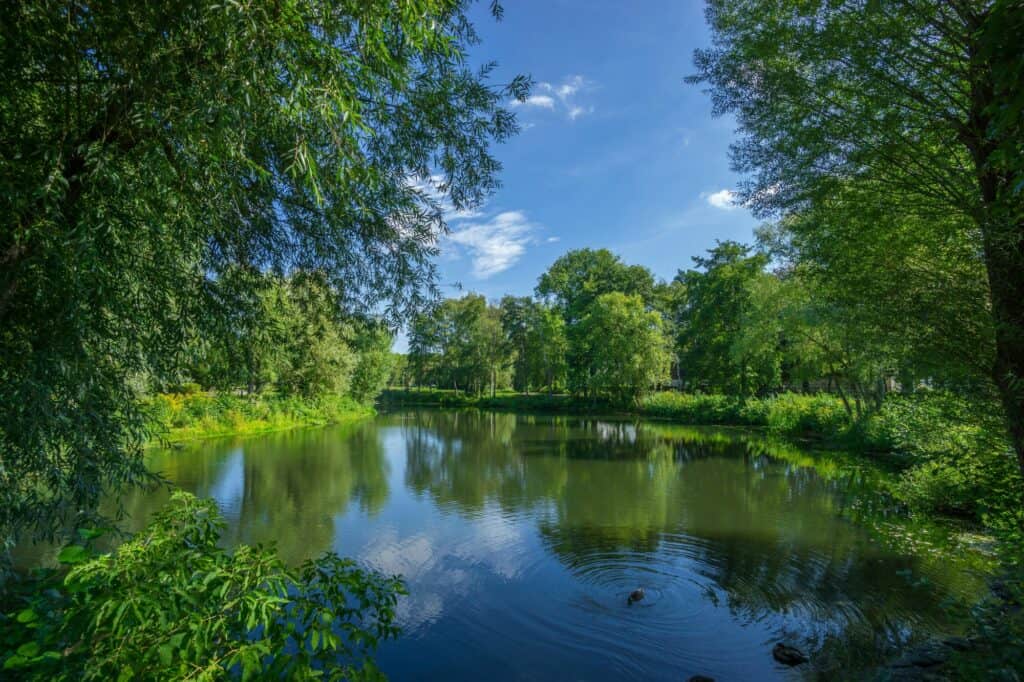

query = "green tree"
[[273, 272, 356, 399], [675, 242, 781, 396], [536, 248, 657, 326], [573, 292, 670, 404], [349, 322, 396, 405], [0, 0, 525, 541], [690, 0, 1024, 472], [525, 305, 569, 393], [500, 296, 567, 393], [499, 296, 535, 392], [407, 294, 513, 396]]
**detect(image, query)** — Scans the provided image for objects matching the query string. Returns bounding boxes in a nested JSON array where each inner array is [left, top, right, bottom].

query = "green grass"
[[382, 388, 853, 439], [144, 391, 374, 444]]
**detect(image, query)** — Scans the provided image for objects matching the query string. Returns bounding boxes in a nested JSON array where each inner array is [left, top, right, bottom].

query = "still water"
[[115, 410, 984, 680]]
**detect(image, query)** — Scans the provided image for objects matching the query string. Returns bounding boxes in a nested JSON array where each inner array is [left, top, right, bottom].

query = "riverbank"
[[145, 391, 375, 444], [380, 388, 1020, 523], [383, 388, 858, 441]]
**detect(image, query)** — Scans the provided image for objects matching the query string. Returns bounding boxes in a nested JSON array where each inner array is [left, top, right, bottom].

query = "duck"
[[772, 643, 808, 666], [627, 588, 645, 604]]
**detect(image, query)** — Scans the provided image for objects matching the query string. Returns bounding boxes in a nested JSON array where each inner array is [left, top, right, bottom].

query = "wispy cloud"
[[407, 174, 483, 222], [513, 94, 556, 109], [448, 211, 541, 278], [703, 189, 737, 210], [512, 75, 595, 122]]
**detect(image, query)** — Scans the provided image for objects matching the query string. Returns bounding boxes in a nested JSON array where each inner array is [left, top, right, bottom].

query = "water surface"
[[113, 410, 985, 680]]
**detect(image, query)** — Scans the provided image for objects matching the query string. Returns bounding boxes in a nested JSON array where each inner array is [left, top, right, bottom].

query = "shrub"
[[862, 391, 1021, 518], [1, 492, 404, 680], [762, 393, 850, 440]]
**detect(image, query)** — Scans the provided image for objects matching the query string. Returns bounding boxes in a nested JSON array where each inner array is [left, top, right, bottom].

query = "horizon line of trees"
[[168, 267, 395, 405], [403, 242, 976, 414]]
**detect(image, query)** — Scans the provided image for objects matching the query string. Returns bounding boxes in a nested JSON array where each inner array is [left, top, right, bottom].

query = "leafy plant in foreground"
[[1, 492, 405, 680]]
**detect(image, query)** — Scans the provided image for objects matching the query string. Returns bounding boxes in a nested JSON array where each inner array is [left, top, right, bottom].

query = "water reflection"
[[108, 410, 986, 680]]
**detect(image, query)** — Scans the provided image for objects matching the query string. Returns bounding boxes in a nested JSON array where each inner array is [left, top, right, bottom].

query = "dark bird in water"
[[627, 588, 645, 604], [772, 643, 808, 666]]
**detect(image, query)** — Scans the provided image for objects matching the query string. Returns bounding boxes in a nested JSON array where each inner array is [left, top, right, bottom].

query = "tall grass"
[[143, 391, 373, 444]]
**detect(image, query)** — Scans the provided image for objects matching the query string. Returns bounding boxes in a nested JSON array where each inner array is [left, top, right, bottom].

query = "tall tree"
[[690, 0, 1024, 472], [536, 249, 656, 326], [573, 292, 670, 404], [676, 242, 780, 396], [0, 0, 526, 541]]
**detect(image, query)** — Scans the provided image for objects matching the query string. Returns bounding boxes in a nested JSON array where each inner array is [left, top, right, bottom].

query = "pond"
[[95, 410, 993, 679]]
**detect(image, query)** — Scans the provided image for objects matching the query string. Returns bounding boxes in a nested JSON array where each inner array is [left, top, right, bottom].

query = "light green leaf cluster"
[[2, 491, 405, 680]]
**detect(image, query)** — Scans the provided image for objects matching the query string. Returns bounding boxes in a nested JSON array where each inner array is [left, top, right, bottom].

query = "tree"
[[524, 305, 569, 393], [500, 296, 567, 393], [573, 293, 670, 404], [349, 322, 396, 405], [0, 1, 525, 541], [690, 0, 1024, 472], [407, 294, 513, 396], [500, 296, 535, 392], [536, 249, 657, 326], [675, 242, 781, 396]]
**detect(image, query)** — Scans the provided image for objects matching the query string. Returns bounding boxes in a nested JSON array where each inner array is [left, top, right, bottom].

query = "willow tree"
[[0, 0, 526, 542], [691, 0, 1024, 473]]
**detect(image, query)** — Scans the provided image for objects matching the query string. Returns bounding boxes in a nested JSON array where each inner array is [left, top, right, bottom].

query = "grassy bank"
[[144, 391, 374, 444], [381, 388, 1021, 521], [381, 389, 852, 439]]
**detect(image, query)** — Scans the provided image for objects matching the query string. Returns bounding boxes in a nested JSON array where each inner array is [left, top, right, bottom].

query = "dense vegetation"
[[1, 0, 524, 677], [2, 0, 1022, 678], [396, 0, 1024, 673]]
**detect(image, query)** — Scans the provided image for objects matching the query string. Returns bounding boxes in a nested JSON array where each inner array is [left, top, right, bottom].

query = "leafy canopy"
[[0, 0, 525, 542]]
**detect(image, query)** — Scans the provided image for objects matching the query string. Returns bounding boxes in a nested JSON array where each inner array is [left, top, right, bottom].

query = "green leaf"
[[15, 609, 38, 624], [57, 545, 90, 565], [3, 655, 27, 670], [78, 527, 105, 541], [16, 642, 40, 657]]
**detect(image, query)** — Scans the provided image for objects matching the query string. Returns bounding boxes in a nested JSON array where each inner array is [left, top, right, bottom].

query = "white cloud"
[[513, 94, 556, 109], [704, 189, 737, 210], [567, 105, 595, 121], [448, 211, 539, 278], [407, 174, 483, 223], [515, 75, 595, 122]]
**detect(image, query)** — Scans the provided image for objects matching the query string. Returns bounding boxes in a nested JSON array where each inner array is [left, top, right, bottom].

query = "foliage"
[[145, 392, 373, 444], [0, 0, 524, 543], [408, 294, 513, 396], [348, 324, 396, 406], [572, 293, 670, 405], [638, 391, 851, 440], [0, 492, 404, 680], [690, 0, 1024, 473], [499, 296, 568, 393], [861, 391, 1021, 518], [675, 241, 780, 396], [535, 249, 657, 326]]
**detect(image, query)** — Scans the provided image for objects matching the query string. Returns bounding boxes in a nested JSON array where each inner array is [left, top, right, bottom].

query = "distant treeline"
[[162, 267, 395, 406], [401, 242, 988, 417]]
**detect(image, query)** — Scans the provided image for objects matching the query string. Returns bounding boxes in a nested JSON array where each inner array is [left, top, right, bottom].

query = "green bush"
[[638, 392, 750, 424], [762, 393, 850, 439], [1, 492, 404, 680], [861, 391, 1020, 517], [143, 392, 372, 443]]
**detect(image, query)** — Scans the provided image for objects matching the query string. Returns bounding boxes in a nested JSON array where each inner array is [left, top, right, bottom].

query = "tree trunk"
[[979, 215, 1024, 478], [966, 87, 1024, 478]]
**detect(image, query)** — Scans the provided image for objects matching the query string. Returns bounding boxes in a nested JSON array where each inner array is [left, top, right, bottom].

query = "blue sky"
[[398, 1, 759, 349]]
